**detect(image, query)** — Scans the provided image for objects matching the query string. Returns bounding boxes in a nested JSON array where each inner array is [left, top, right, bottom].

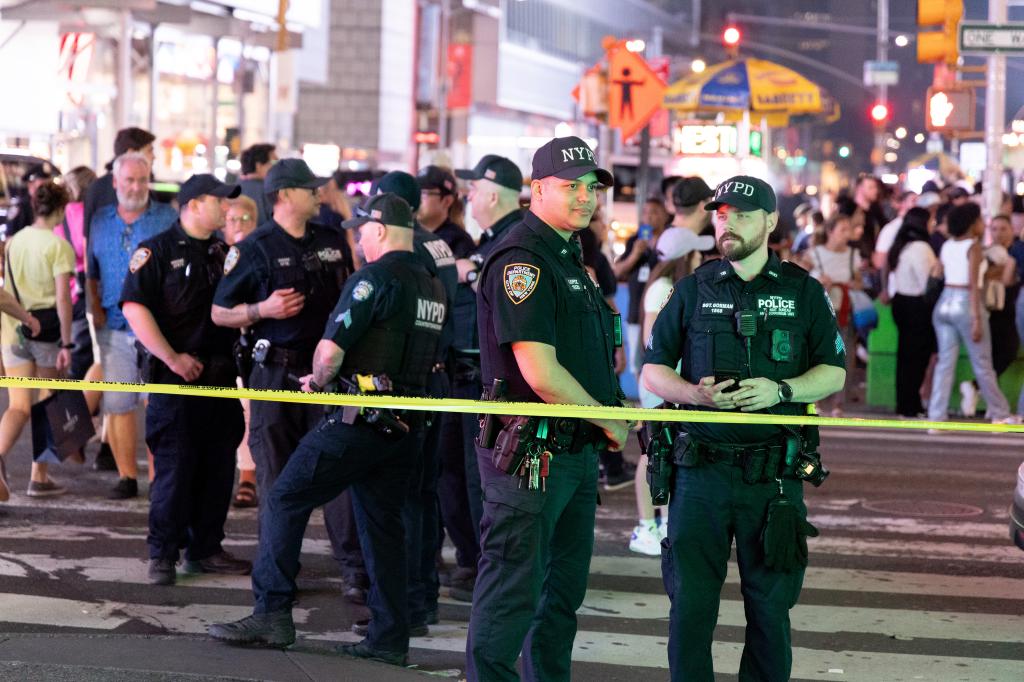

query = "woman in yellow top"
[[0, 181, 76, 501]]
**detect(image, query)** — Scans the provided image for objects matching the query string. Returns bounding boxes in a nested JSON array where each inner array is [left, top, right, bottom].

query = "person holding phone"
[[641, 175, 845, 681]]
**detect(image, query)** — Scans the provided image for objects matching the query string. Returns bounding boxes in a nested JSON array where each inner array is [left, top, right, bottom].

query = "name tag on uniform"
[[701, 301, 735, 316], [566, 277, 584, 291], [276, 257, 293, 267], [637, 264, 650, 284], [170, 258, 186, 269], [317, 247, 343, 262], [758, 295, 797, 318]]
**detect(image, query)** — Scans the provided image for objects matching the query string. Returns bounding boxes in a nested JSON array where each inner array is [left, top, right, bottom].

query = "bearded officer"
[[641, 176, 845, 681]]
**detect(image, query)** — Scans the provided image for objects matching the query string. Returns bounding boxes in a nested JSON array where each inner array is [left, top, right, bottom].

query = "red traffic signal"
[[723, 26, 741, 47], [870, 102, 890, 123]]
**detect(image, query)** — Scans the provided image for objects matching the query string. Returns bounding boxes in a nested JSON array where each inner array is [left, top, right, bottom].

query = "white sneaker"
[[992, 415, 1021, 426], [629, 523, 662, 556], [657, 520, 668, 542], [959, 381, 978, 417]]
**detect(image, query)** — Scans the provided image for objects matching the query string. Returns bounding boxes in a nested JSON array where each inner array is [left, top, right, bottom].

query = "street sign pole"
[[984, 0, 1008, 221]]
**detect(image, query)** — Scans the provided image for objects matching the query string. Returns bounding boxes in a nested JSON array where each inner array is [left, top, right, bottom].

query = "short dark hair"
[[946, 202, 981, 237], [241, 144, 276, 175], [31, 181, 70, 219], [114, 127, 155, 156], [266, 190, 280, 209]]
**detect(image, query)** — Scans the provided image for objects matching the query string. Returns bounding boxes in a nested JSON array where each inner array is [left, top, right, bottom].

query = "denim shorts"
[[96, 327, 146, 414], [1, 335, 59, 369]]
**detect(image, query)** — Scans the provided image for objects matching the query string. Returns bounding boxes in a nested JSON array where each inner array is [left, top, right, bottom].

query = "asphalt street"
[[0, 399, 1022, 681]]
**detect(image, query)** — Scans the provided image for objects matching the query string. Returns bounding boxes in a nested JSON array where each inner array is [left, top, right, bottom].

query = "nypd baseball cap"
[[704, 175, 777, 213], [264, 158, 329, 193], [370, 171, 421, 211], [342, 192, 414, 230], [177, 174, 240, 207], [417, 165, 457, 196], [531, 136, 614, 187], [455, 154, 523, 191]]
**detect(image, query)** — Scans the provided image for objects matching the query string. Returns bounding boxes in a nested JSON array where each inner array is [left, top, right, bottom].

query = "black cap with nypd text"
[[177, 173, 240, 206], [704, 175, 777, 213], [341, 192, 414, 230], [455, 155, 523, 191], [531, 136, 614, 187]]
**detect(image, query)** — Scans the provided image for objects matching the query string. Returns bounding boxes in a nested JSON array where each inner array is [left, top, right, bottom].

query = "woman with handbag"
[[0, 181, 76, 500], [926, 203, 1014, 425], [888, 207, 938, 417], [802, 213, 862, 417]]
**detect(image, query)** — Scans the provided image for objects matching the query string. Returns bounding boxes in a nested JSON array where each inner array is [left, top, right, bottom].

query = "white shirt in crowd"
[[891, 241, 936, 297]]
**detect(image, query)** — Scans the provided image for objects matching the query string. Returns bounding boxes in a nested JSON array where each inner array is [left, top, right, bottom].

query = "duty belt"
[[263, 346, 313, 369], [692, 439, 785, 467], [498, 414, 605, 452]]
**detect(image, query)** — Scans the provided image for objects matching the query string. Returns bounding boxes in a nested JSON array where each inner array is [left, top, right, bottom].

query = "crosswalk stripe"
[[312, 624, 1024, 679], [4, 551, 1020, 645], [2, 593, 1020, 677]]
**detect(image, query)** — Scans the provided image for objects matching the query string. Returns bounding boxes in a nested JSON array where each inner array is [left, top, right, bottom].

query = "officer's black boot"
[[337, 641, 408, 667], [208, 611, 295, 648]]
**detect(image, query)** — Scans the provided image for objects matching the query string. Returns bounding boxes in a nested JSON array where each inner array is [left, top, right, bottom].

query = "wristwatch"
[[777, 380, 793, 403], [466, 269, 479, 284]]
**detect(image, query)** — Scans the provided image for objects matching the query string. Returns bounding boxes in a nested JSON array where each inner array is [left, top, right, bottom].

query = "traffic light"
[[925, 86, 974, 133], [722, 25, 741, 57], [870, 102, 890, 124], [917, 0, 963, 65]]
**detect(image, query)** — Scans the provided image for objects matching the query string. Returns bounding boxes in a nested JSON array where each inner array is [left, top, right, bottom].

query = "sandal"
[[232, 481, 258, 508]]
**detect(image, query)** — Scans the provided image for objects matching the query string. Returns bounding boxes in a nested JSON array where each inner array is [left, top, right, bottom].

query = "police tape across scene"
[[4, 376, 1023, 434]]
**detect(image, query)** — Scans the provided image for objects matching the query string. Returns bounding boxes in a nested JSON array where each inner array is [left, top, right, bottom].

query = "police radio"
[[735, 309, 760, 337]]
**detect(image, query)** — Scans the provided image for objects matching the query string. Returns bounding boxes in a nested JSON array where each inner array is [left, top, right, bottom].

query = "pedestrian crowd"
[[0, 126, 1017, 679]]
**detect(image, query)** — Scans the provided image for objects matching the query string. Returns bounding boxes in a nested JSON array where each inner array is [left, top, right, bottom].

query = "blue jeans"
[[927, 289, 1011, 421], [251, 414, 418, 653]]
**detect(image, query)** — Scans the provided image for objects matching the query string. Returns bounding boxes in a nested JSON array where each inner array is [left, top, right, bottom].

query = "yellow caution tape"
[[1, 376, 1022, 434]]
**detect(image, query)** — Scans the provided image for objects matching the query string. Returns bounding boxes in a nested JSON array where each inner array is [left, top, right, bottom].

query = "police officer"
[[438, 154, 524, 600], [4, 162, 57, 237], [208, 193, 447, 667], [211, 158, 353, 549], [337, 171, 458, 632], [467, 136, 630, 681], [120, 174, 249, 585], [641, 176, 846, 681]]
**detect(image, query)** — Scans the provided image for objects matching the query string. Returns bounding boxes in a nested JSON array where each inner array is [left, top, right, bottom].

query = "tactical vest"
[[682, 260, 811, 418], [339, 259, 447, 394], [479, 223, 620, 407], [250, 223, 349, 348]]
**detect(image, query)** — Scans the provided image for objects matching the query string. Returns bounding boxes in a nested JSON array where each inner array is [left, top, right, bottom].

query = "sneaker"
[[448, 566, 476, 603], [336, 641, 407, 667], [148, 558, 176, 586], [959, 380, 978, 417], [26, 479, 66, 497], [603, 462, 637, 492], [342, 574, 369, 604], [108, 477, 138, 500], [208, 611, 295, 647], [628, 523, 662, 556], [656, 520, 668, 542], [351, 618, 428, 638], [93, 442, 117, 471], [183, 550, 252, 575], [0, 457, 8, 503]]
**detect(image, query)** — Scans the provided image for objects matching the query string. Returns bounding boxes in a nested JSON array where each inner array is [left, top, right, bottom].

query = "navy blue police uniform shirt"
[[645, 251, 845, 445], [212, 220, 352, 352], [459, 209, 523, 354], [323, 251, 434, 350], [477, 211, 621, 407], [413, 225, 457, 360], [473, 209, 522, 265], [119, 221, 237, 357]]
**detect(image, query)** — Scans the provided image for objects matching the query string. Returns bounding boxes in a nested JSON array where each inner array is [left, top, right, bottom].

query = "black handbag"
[[5, 243, 62, 343], [30, 390, 96, 464], [924, 275, 944, 308]]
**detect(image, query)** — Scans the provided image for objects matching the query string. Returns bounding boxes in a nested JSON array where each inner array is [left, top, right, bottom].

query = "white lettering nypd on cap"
[[716, 181, 755, 198], [561, 147, 595, 164]]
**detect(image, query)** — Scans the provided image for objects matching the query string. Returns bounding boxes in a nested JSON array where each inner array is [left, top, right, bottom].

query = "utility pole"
[[983, 0, 1008, 220], [635, 26, 662, 229], [873, 0, 889, 176], [437, 0, 451, 151]]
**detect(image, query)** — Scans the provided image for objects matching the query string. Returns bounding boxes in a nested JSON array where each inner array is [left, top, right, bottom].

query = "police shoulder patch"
[[503, 263, 540, 304], [128, 247, 151, 274], [223, 246, 240, 275], [352, 280, 374, 302]]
